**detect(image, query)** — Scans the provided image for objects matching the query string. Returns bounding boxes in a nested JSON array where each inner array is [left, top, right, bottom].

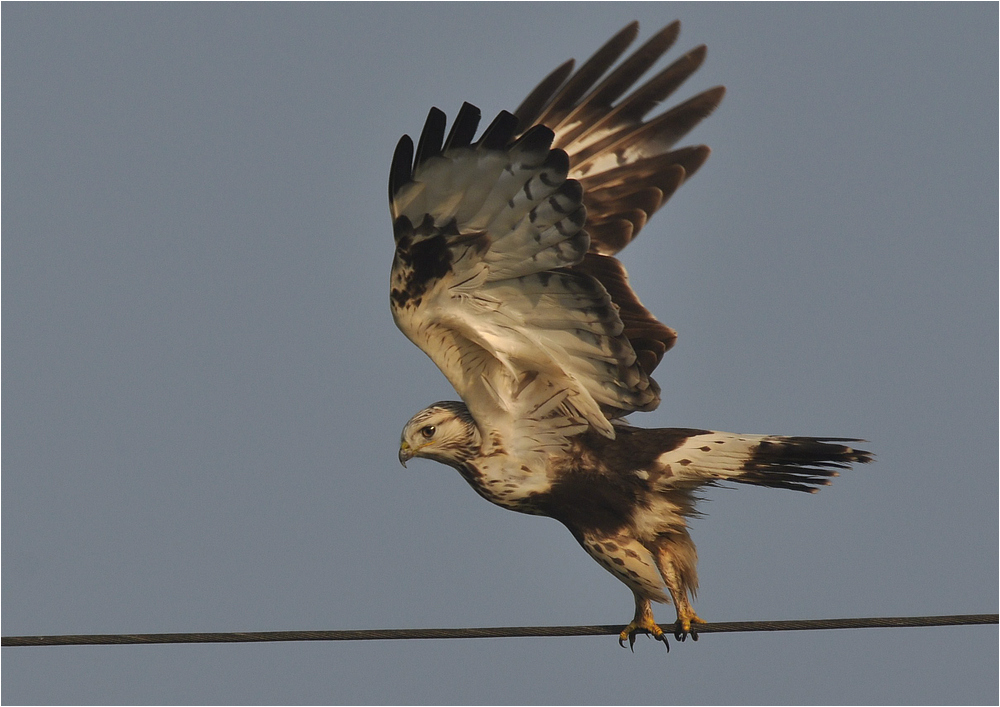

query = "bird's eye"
[[420, 425, 436, 439]]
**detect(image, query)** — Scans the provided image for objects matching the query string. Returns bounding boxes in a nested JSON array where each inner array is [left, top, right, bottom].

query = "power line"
[[3, 614, 995, 647]]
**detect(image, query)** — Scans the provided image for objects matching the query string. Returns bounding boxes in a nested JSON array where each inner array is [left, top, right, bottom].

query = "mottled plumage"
[[389, 21, 872, 650]]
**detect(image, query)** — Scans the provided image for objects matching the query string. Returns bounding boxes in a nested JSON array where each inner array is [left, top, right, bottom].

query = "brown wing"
[[513, 21, 724, 376]]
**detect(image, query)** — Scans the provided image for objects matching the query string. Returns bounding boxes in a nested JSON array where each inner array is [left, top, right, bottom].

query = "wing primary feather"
[[667, 144, 712, 181], [573, 85, 725, 173], [591, 21, 680, 105], [542, 148, 570, 179], [477, 110, 520, 150], [513, 59, 575, 131], [633, 85, 726, 150], [388, 134, 414, 205], [556, 22, 681, 138], [572, 253, 678, 375], [511, 124, 556, 154], [557, 22, 640, 107], [534, 22, 640, 127], [578, 150, 705, 197], [587, 171, 679, 211], [414, 107, 447, 168], [611, 45, 708, 123], [568, 44, 708, 154], [584, 219, 634, 254], [444, 102, 482, 152]]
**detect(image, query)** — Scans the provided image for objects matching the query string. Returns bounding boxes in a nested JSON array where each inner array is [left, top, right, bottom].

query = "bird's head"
[[398, 401, 481, 467]]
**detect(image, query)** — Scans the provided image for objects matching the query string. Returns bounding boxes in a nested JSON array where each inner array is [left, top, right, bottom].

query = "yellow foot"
[[618, 617, 669, 653], [673, 613, 706, 642]]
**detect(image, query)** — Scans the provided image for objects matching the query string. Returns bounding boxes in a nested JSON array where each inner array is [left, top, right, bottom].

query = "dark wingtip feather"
[[671, 145, 712, 181], [622, 20, 640, 35], [444, 102, 482, 152], [574, 20, 683, 115], [627, 84, 726, 154], [654, 19, 681, 45], [388, 134, 414, 203], [613, 44, 709, 123], [414, 107, 447, 168], [543, 146, 570, 176], [513, 58, 575, 130], [512, 123, 556, 154], [477, 110, 520, 151], [699, 85, 727, 113], [535, 22, 641, 125]]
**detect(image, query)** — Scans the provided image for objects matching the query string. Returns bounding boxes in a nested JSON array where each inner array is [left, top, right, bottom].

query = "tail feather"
[[602, 427, 873, 494], [736, 437, 873, 493]]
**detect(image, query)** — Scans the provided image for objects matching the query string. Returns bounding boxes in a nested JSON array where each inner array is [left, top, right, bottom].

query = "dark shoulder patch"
[[577, 426, 712, 477], [541, 465, 642, 537], [537, 426, 711, 536]]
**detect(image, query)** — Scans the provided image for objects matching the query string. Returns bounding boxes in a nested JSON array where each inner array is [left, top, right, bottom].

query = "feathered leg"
[[655, 532, 705, 640], [659, 556, 704, 640]]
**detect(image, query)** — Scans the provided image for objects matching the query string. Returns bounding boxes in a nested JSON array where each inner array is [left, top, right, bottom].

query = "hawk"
[[388, 21, 872, 650]]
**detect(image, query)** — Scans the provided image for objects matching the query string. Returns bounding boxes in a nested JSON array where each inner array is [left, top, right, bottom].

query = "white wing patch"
[[649, 434, 761, 488]]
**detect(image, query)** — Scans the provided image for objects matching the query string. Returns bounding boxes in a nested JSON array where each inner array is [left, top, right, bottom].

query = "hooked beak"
[[398, 441, 413, 467]]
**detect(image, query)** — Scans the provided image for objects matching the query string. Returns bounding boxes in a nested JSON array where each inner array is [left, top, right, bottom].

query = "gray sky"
[[3, 3, 997, 704]]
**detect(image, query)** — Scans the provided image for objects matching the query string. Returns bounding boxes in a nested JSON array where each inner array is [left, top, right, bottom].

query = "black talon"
[[657, 633, 670, 653]]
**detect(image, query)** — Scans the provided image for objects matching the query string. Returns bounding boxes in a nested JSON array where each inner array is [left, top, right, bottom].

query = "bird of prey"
[[389, 21, 872, 650]]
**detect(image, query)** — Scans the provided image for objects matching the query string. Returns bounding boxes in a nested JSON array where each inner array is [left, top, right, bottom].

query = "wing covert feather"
[[388, 21, 721, 449]]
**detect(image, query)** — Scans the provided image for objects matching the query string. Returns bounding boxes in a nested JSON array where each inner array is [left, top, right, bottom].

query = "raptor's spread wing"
[[388, 21, 723, 449]]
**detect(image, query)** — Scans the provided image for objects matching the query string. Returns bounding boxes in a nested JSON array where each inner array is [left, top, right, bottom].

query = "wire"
[[3, 614, 995, 647]]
